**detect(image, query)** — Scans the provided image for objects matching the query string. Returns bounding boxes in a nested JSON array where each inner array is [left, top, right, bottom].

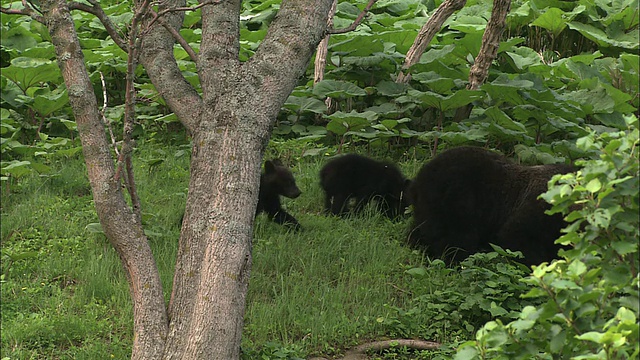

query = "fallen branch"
[[309, 339, 441, 360]]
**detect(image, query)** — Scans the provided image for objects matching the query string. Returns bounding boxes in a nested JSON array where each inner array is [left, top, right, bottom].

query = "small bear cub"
[[257, 159, 302, 229], [320, 154, 410, 219]]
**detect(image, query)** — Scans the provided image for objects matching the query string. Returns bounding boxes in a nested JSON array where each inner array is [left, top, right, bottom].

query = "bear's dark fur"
[[257, 160, 302, 229], [320, 154, 410, 218], [408, 146, 574, 266]]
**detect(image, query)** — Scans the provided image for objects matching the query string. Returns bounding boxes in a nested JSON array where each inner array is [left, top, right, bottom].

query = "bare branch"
[[467, 0, 511, 90], [114, 0, 151, 222], [68, 0, 128, 51], [396, 0, 467, 83], [1, 0, 45, 23], [309, 339, 441, 360], [98, 72, 120, 157], [314, 0, 338, 85], [147, 8, 199, 64], [327, 0, 376, 35], [40, 1, 167, 357], [155, 0, 221, 19], [314, 0, 338, 119], [453, 0, 511, 122]]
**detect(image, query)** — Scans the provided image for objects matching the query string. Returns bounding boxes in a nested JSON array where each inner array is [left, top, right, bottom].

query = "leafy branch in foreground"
[[456, 114, 639, 359]]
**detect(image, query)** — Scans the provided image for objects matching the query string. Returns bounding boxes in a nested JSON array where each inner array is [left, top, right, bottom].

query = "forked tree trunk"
[[39, 0, 334, 359]]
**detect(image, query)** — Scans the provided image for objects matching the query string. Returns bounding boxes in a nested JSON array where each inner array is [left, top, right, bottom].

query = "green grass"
[[1, 144, 529, 359]]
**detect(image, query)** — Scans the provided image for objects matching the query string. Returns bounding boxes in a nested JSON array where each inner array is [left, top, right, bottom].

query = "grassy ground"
[[1, 143, 528, 359]]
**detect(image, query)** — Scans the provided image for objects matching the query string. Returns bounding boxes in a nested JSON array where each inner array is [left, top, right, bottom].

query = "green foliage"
[[1, 0, 638, 358], [456, 116, 639, 359], [3, 0, 638, 167], [379, 249, 536, 348]]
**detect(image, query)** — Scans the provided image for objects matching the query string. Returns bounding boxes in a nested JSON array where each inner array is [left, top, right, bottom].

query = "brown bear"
[[407, 146, 575, 266], [256, 160, 302, 229], [320, 154, 410, 219]]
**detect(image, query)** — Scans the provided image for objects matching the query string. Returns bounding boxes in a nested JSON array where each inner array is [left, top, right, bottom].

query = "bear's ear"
[[271, 159, 283, 166], [264, 160, 276, 173]]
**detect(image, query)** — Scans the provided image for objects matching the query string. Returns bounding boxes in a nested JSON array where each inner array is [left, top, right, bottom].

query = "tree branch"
[[39, 1, 168, 358], [396, 0, 467, 83], [97, 72, 121, 157], [314, 0, 338, 118], [68, 0, 128, 51], [138, 0, 202, 133], [452, 0, 511, 122], [327, 0, 376, 35], [154, 0, 220, 20], [147, 8, 199, 64], [114, 0, 151, 222], [1, 0, 44, 23]]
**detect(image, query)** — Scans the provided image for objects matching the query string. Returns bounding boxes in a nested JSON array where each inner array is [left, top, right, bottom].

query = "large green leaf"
[[374, 81, 407, 97], [313, 80, 367, 99], [567, 22, 639, 49], [411, 72, 456, 94], [376, 30, 420, 54], [364, 103, 404, 117], [32, 89, 69, 117], [1, 160, 32, 178], [482, 76, 535, 106], [283, 96, 327, 114], [329, 34, 385, 57], [325, 111, 377, 136], [418, 45, 456, 65], [531, 8, 568, 37], [504, 47, 544, 71], [2, 57, 60, 91], [1, 23, 40, 51], [448, 15, 487, 33], [484, 106, 528, 133], [407, 89, 485, 111]]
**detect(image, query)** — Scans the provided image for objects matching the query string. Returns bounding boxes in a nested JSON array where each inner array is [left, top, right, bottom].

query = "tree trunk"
[[39, 0, 334, 359], [453, 0, 511, 122], [40, 1, 169, 359], [148, 0, 332, 357]]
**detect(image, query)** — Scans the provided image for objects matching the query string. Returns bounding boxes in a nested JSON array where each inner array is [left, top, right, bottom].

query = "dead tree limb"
[[396, 0, 467, 83], [309, 339, 442, 360], [314, 0, 338, 118], [453, 0, 511, 122], [1, 1, 44, 22], [327, 0, 377, 35]]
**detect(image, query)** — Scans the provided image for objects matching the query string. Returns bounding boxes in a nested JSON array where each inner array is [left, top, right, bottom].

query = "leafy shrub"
[[381, 248, 539, 345], [456, 115, 639, 359]]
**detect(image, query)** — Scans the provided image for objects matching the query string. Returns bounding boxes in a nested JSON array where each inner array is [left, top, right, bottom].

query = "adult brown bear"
[[407, 146, 575, 266]]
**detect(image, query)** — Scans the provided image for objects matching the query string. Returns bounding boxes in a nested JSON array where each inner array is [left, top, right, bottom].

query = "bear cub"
[[408, 146, 574, 266], [320, 154, 410, 218], [257, 159, 302, 229]]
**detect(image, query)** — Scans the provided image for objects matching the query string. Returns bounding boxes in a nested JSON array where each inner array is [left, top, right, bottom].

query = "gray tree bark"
[[40, 1, 168, 359], [38, 0, 334, 359]]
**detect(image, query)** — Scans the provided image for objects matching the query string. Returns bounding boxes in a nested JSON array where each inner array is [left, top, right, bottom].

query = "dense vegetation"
[[1, 0, 638, 358]]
